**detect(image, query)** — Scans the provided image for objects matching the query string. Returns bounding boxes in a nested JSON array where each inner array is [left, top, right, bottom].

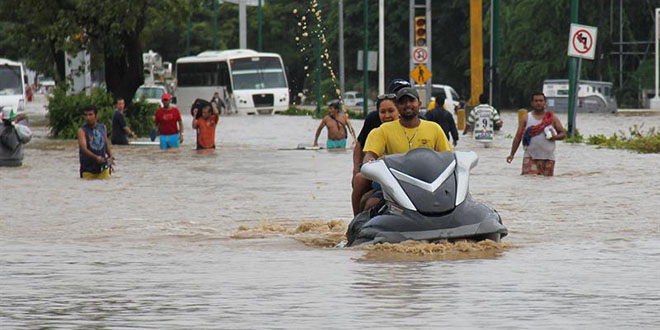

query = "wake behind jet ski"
[[346, 148, 507, 247]]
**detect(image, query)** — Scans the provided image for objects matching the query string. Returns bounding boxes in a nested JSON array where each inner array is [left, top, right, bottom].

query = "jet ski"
[[346, 148, 507, 247]]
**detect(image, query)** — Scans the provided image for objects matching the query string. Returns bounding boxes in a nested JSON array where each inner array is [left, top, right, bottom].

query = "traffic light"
[[414, 16, 427, 47]]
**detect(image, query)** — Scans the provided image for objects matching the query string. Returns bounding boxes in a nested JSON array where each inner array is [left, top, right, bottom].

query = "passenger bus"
[[543, 79, 617, 113], [175, 49, 289, 115], [0, 58, 27, 115]]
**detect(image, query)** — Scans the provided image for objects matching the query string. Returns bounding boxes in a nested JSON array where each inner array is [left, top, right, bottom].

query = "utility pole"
[[362, 0, 369, 115], [652, 8, 660, 109], [213, 0, 219, 50], [490, 0, 500, 108], [378, 0, 384, 95], [567, 0, 579, 137], [257, 0, 263, 51], [239, 0, 247, 49], [469, 0, 483, 107], [339, 0, 345, 96]]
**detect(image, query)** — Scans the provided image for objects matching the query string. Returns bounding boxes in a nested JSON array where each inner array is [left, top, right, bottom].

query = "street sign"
[[412, 47, 429, 64], [410, 63, 432, 85], [221, 0, 264, 6], [357, 50, 377, 72], [568, 23, 598, 60]]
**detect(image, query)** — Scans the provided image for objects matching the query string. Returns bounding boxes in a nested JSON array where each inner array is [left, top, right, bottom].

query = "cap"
[[161, 93, 172, 100], [395, 87, 419, 102], [1, 106, 16, 121], [387, 78, 412, 94]]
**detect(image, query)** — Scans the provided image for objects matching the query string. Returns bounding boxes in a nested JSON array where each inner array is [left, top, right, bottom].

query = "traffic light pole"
[[567, 0, 579, 137], [425, 0, 431, 107], [363, 0, 369, 116]]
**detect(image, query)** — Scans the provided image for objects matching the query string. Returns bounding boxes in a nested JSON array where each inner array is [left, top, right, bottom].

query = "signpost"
[[651, 8, 660, 109], [567, 20, 597, 137]]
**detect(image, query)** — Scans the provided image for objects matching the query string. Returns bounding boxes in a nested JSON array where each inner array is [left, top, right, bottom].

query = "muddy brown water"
[[1, 100, 659, 329]]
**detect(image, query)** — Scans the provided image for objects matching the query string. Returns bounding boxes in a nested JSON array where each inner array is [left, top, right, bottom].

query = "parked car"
[[134, 84, 169, 105], [343, 91, 370, 107], [327, 91, 374, 108]]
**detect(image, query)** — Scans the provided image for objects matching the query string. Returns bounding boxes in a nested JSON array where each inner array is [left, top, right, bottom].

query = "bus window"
[[230, 57, 287, 90], [177, 62, 223, 87], [0, 65, 23, 95]]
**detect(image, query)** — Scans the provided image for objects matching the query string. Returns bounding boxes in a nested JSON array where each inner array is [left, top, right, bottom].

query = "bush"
[[279, 105, 366, 119], [47, 88, 157, 139], [47, 88, 114, 139], [566, 125, 660, 153]]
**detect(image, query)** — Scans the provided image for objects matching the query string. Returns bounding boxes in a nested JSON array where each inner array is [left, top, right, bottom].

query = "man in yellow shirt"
[[354, 87, 452, 213], [363, 87, 452, 162]]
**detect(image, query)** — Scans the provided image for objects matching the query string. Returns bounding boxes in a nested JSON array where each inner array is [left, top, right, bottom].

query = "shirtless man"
[[313, 101, 356, 149]]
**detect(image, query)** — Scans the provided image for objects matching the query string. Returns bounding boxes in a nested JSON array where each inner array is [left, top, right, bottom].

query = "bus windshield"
[[0, 65, 23, 96], [135, 87, 165, 99], [230, 57, 287, 90]]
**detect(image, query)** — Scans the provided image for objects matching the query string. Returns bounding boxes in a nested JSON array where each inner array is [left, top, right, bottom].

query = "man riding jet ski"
[[346, 148, 508, 247]]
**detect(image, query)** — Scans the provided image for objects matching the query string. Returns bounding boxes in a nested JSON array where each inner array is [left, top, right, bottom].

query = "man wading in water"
[[313, 101, 356, 149], [507, 92, 566, 176], [314, 101, 355, 149]]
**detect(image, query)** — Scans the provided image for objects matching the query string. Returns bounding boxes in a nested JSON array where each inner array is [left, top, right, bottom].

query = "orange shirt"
[[196, 114, 219, 149]]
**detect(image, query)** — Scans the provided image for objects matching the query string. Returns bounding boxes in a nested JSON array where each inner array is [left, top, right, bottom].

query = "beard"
[[401, 112, 416, 120]]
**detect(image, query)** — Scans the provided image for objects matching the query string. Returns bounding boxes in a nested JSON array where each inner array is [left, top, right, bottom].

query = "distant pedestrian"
[[78, 105, 114, 179], [210, 91, 226, 115], [424, 95, 459, 147], [192, 100, 219, 150], [507, 92, 566, 176], [154, 93, 183, 151], [464, 94, 502, 146], [111, 98, 136, 145], [0, 107, 31, 167], [313, 101, 356, 149]]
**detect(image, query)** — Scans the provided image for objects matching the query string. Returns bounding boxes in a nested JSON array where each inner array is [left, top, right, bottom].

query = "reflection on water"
[[1, 110, 659, 329]]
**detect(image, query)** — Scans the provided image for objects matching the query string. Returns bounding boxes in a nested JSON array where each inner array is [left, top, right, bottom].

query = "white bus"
[[0, 58, 27, 115], [175, 49, 289, 115], [543, 79, 618, 113]]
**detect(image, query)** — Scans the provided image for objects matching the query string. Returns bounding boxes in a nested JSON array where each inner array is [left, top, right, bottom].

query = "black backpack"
[[1, 124, 20, 151], [190, 98, 212, 118]]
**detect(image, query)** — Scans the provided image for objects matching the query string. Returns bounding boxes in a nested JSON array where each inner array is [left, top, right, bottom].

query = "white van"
[[0, 58, 27, 115], [431, 84, 461, 112]]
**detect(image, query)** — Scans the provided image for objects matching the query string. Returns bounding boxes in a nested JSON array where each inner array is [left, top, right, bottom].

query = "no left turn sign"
[[412, 47, 429, 64], [568, 23, 598, 60]]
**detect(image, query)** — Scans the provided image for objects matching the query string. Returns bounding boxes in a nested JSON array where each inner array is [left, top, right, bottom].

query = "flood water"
[[1, 98, 659, 329]]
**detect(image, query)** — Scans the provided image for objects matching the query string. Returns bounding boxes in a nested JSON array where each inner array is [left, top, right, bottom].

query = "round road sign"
[[572, 29, 593, 54]]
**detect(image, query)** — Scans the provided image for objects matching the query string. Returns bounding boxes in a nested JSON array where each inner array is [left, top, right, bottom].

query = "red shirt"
[[196, 114, 219, 149], [155, 107, 182, 135]]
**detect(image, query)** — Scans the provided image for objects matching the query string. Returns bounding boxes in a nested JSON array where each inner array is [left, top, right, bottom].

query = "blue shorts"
[[160, 133, 180, 150], [327, 138, 347, 149]]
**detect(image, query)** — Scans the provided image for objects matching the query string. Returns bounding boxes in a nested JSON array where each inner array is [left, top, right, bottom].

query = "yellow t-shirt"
[[363, 119, 453, 158]]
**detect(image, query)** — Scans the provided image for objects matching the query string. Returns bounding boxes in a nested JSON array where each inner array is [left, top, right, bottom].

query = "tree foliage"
[[1, 0, 658, 108]]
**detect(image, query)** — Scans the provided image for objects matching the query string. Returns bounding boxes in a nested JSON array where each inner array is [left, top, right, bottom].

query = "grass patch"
[[565, 125, 660, 153]]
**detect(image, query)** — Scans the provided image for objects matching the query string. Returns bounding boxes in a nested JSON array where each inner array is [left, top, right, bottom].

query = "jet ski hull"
[[346, 194, 507, 247]]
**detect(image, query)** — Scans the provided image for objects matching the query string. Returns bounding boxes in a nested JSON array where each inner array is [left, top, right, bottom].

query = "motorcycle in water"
[[346, 148, 507, 247]]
